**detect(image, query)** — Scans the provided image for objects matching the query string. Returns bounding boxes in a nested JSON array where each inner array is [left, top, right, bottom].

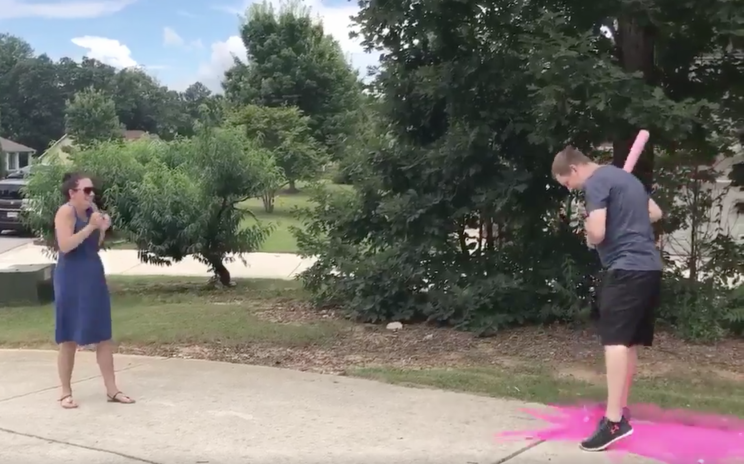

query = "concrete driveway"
[[0, 235, 33, 255], [0, 350, 658, 464]]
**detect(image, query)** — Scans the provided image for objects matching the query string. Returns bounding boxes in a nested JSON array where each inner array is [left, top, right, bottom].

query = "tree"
[[228, 104, 326, 197], [24, 130, 277, 286], [294, 0, 744, 339], [65, 87, 123, 146], [223, 0, 364, 160], [0, 35, 66, 151]]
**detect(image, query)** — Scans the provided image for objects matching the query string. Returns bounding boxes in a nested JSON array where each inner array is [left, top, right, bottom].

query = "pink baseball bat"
[[623, 130, 649, 172]]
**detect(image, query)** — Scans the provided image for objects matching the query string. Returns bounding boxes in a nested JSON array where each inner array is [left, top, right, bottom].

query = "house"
[[659, 148, 744, 256], [0, 137, 36, 174], [39, 130, 155, 165]]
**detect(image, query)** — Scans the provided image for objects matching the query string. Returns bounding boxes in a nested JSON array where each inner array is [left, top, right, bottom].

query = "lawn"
[[1, 276, 743, 417], [240, 190, 312, 254], [239, 182, 351, 254]]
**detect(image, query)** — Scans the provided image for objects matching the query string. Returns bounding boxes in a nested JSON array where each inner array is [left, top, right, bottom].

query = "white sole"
[[579, 428, 634, 452]]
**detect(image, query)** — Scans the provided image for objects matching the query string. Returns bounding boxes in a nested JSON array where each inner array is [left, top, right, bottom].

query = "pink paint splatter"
[[497, 403, 744, 464]]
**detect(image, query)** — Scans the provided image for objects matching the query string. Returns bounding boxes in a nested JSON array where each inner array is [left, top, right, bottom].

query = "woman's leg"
[[96, 340, 135, 403], [58, 341, 78, 408]]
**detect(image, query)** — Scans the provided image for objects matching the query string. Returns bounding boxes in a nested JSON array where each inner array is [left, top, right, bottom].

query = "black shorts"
[[596, 269, 661, 347]]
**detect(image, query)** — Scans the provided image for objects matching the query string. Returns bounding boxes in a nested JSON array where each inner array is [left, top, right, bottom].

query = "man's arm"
[[648, 198, 663, 223], [584, 179, 610, 245]]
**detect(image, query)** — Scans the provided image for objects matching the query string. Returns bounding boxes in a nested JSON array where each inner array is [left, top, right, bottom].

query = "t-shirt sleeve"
[[584, 175, 610, 213]]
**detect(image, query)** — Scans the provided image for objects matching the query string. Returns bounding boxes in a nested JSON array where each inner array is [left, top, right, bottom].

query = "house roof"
[[123, 130, 148, 140], [0, 137, 35, 153]]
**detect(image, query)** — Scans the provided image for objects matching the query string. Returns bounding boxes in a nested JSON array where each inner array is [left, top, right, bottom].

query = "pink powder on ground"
[[497, 403, 744, 464]]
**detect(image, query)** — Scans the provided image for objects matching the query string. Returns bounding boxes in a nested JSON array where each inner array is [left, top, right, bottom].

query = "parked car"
[[0, 166, 31, 233]]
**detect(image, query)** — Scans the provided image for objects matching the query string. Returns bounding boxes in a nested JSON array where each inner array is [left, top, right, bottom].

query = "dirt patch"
[[119, 300, 744, 378]]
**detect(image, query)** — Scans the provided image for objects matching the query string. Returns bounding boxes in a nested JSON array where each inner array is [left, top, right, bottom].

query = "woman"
[[53, 172, 135, 409]]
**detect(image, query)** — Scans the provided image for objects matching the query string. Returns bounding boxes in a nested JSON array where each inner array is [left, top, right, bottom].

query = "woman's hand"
[[100, 214, 112, 231]]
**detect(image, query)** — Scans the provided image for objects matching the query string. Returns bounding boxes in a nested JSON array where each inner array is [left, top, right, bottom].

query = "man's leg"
[[621, 274, 659, 418], [621, 346, 638, 411], [581, 270, 639, 451], [604, 345, 629, 422]]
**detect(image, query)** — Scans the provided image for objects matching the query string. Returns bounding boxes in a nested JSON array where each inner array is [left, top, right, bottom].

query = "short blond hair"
[[552, 146, 591, 176]]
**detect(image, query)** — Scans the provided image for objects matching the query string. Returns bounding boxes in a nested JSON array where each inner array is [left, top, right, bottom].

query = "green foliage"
[[652, 153, 744, 340], [228, 104, 326, 195], [223, 0, 363, 160], [294, 0, 744, 341], [65, 87, 123, 146], [0, 34, 221, 152], [22, 130, 275, 285]]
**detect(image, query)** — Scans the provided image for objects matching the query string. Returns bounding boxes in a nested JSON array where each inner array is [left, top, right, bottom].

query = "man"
[[552, 146, 663, 451]]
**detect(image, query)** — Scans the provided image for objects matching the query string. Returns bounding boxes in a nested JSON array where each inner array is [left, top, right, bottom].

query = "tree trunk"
[[613, 16, 656, 192], [262, 191, 275, 213], [207, 255, 232, 286], [287, 179, 299, 193]]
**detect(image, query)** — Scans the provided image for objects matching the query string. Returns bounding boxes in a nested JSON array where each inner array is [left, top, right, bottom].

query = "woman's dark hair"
[[60, 172, 87, 200]]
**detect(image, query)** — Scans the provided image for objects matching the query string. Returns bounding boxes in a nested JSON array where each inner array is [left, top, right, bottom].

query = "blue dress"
[[54, 205, 112, 345]]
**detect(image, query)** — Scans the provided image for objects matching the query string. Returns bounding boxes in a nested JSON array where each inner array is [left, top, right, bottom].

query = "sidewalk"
[[0, 349, 654, 464], [0, 243, 316, 279]]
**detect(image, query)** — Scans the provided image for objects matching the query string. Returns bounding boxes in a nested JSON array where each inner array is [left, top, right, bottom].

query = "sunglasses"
[[75, 187, 95, 195]]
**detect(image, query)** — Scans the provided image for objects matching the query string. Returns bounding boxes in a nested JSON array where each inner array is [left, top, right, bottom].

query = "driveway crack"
[[0, 363, 142, 403], [0, 427, 162, 463], [490, 439, 545, 464]]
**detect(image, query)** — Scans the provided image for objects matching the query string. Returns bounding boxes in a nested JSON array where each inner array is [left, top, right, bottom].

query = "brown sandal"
[[59, 394, 78, 409], [107, 391, 135, 404]]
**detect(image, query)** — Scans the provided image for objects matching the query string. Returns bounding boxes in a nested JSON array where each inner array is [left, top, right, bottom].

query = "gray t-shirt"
[[583, 165, 662, 271]]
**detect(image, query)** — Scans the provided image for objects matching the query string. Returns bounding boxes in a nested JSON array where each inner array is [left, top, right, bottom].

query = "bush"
[[23, 127, 276, 285]]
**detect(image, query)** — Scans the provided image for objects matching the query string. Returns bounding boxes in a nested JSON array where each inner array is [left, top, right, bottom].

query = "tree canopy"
[[223, 0, 364, 160], [0, 34, 221, 152]]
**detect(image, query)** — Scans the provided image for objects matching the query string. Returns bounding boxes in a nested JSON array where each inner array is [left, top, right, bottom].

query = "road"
[[0, 235, 33, 255]]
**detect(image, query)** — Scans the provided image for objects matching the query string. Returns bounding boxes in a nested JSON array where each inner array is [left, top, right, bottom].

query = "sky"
[[0, 0, 380, 92]]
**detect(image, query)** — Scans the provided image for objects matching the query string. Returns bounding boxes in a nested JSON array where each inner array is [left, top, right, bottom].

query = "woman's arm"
[[55, 206, 97, 253], [89, 203, 107, 247]]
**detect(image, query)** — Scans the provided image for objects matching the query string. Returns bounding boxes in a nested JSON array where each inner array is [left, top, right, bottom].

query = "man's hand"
[[648, 198, 663, 223], [585, 208, 607, 245]]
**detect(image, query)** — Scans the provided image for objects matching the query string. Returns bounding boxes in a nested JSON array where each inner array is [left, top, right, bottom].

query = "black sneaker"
[[579, 416, 633, 452]]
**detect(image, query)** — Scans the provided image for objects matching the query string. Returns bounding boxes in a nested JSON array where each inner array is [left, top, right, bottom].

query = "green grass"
[[1, 276, 741, 417], [241, 192, 312, 253], [240, 182, 351, 253], [351, 366, 744, 417], [0, 276, 343, 348]]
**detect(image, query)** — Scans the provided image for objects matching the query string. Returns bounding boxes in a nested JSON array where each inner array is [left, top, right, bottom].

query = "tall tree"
[[0, 35, 65, 150], [223, 0, 363, 160], [229, 104, 326, 193], [65, 87, 122, 146]]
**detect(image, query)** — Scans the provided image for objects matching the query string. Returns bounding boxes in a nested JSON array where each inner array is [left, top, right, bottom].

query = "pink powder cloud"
[[497, 403, 744, 464]]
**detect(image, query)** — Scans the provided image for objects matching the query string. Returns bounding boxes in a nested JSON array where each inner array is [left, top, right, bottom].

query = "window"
[[6, 152, 19, 171], [18, 152, 29, 169]]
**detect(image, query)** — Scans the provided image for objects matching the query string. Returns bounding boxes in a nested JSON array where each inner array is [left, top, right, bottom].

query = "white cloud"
[[163, 27, 204, 52], [0, 0, 135, 19], [163, 27, 184, 47], [71, 36, 137, 68], [196, 35, 247, 91], [198, 0, 380, 91]]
